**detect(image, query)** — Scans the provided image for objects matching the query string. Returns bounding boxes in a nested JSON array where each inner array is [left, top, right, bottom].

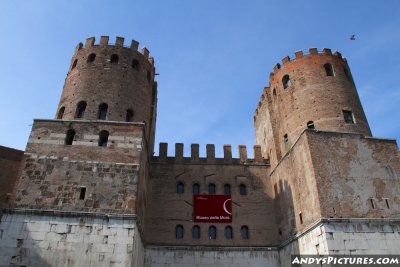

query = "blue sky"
[[0, 0, 399, 157]]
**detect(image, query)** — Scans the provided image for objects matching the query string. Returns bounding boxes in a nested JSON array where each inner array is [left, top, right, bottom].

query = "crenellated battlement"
[[152, 143, 268, 165]]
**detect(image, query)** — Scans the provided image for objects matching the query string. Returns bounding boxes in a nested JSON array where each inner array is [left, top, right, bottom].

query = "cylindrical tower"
[[56, 36, 157, 152], [254, 48, 371, 163]]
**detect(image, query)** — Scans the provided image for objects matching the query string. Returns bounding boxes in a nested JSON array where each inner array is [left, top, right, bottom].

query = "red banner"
[[193, 195, 232, 223]]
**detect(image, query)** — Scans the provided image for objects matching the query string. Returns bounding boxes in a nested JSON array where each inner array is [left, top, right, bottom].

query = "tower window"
[[65, 129, 75, 145], [240, 226, 249, 239], [57, 107, 65, 119], [208, 226, 216, 239], [324, 63, 334, 76], [177, 182, 184, 194], [79, 187, 86, 200], [273, 88, 277, 96], [147, 71, 151, 82], [192, 183, 200, 194], [284, 134, 288, 143], [192, 225, 200, 239], [224, 184, 231, 195], [110, 54, 119, 64], [98, 130, 109, 147], [75, 101, 87, 119], [239, 184, 247, 195], [71, 59, 78, 70], [208, 184, 216, 195], [132, 59, 139, 70], [343, 110, 354, 124], [87, 53, 96, 63], [98, 103, 108, 120], [343, 67, 351, 81], [225, 226, 233, 239], [126, 109, 134, 122], [307, 121, 315, 129], [299, 212, 303, 224], [385, 199, 390, 209], [176, 225, 184, 239], [282, 75, 291, 89]]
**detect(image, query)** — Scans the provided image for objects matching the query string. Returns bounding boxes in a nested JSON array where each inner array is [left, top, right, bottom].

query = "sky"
[[0, 0, 399, 157]]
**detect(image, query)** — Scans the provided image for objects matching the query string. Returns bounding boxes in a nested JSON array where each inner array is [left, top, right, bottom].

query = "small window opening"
[[208, 184, 216, 195], [98, 103, 108, 120], [177, 182, 184, 194], [224, 184, 231, 195], [284, 134, 288, 143], [71, 59, 78, 70], [273, 88, 277, 96], [110, 54, 119, 64], [208, 226, 216, 239], [282, 75, 291, 89], [132, 59, 139, 70], [225, 226, 233, 239], [176, 225, 184, 239], [299, 212, 303, 224], [75, 101, 87, 119], [79, 187, 86, 200], [87, 53, 96, 63], [192, 183, 200, 194], [147, 71, 151, 82], [343, 110, 354, 124], [343, 67, 351, 81], [239, 184, 247, 195], [370, 198, 375, 209], [278, 229, 282, 236], [307, 121, 315, 129], [333, 207, 337, 215], [126, 109, 134, 122], [65, 129, 75, 145], [57, 107, 65, 119], [385, 199, 390, 209], [241, 226, 249, 239], [98, 130, 109, 147], [192, 225, 200, 239], [324, 63, 334, 76]]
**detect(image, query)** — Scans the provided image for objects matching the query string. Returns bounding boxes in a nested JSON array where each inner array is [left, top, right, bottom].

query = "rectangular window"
[[343, 110, 354, 124], [79, 187, 86, 200], [299, 212, 303, 224], [369, 198, 375, 209], [284, 134, 288, 143]]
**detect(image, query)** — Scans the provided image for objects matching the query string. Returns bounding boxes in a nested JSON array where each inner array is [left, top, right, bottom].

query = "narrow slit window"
[[239, 184, 247, 195], [110, 54, 119, 64], [307, 121, 315, 129], [192, 226, 200, 239], [208, 226, 216, 239], [147, 71, 151, 82], [241, 226, 249, 239], [177, 182, 184, 194], [65, 129, 75, 145], [224, 184, 231, 195], [79, 187, 86, 200], [299, 212, 303, 224], [87, 53, 96, 63], [71, 59, 78, 70], [98, 130, 109, 147], [176, 225, 184, 239], [385, 199, 390, 209], [126, 109, 134, 122], [284, 134, 288, 143], [57, 107, 65, 119], [225, 226, 233, 239], [98, 103, 108, 120], [324, 63, 334, 76], [282, 75, 291, 89], [370, 198, 375, 209], [208, 184, 216, 195], [75, 101, 87, 119], [192, 183, 200, 194], [343, 110, 354, 124]]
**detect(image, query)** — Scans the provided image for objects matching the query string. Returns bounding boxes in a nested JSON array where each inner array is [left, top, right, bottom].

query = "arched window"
[[343, 67, 351, 81], [71, 59, 78, 70], [110, 54, 119, 64], [239, 184, 247, 195], [75, 101, 87, 119], [208, 183, 216, 195], [324, 63, 334, 76], [192, 183, 200, 194], [224, 184, 231, 195], [98, 103, 108, 120], [57, 107, 65, 119], [241, 226, 249, 239], [98, 130, 109, 147], [177, 182, 184, 194], [225, 226, 233, 239], [126, 109, 134, 122], [87, 53, 96, 63], [208, 226, 216, 239], [282, 75, 291, 89], [192, 225, 200, 239], [65, 129, 75, 145], [307, 121, 315, 129], [132, 59, 139, 70], [176, 225, 184, 239]]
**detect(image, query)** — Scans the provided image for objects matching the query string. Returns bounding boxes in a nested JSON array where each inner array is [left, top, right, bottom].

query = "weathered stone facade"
[[0, 37, 399, 266]]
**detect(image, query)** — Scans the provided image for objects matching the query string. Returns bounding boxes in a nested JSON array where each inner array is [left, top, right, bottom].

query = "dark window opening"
[[370, 199, 375, 209], [176, 225, 184, 239], [224, 184, 231, 195], [208, 226, 216, 239], [273, 88, 277, 96], [282, 75, 291, 89], [241, 226, 249, 239], [385, 199, 390, 209], [343, 110, 354, 124], [65, 129, 75, 145], [225, 226, 233, 239], [57, 107, 65, 119], [192, 226, 200, 239], [239, 184, 247, 195], [75, 101, 87, 119], [324, 63, 334, 76], [192, 183, 200, 194], [126, 109, 134, 122], [110, 54, 119, 64], [307, 121, 315, 129], [98, 103, 108, 120], [79, 187, 86, 200], [87, 53, 96, 63], [132, 59, 139, 70], [208, 184, 216, 195], [284, 134, 288, 143], [343, 67, 351, 81], [98, 130, 109, 147], [147, 71, 151, 82], [71, 59, 78, 70], [177, 182, 184, 194], [299, 212, 303, 224]]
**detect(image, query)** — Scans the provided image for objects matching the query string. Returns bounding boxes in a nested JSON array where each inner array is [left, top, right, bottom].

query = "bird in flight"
[[350, 34, 356, 40]]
